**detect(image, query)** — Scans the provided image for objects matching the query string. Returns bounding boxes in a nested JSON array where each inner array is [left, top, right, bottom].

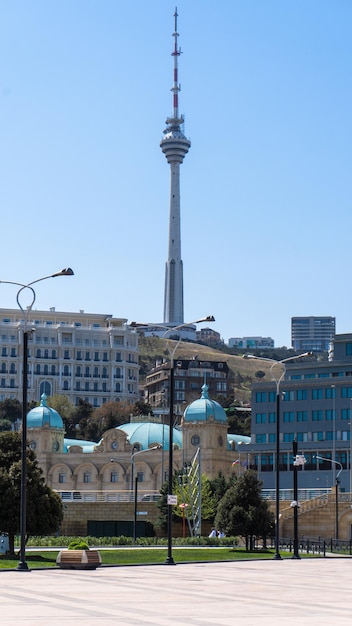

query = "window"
[[325, 410, 335, 421], [312, 389, 323, 400], [283, 433, 294, 442], [111, 472, 118, 483], [268, 433, 276, 443], [59, 473, 66, 484], [297, 411, 307, 422], [256, 433, 266, 444], [268, 391, 276, 402], [94, 352, 99, 361], [341, 387, 352, 398], [83, 472, 92, 483], [256, 413, 266, 424], [85, 351, 91, 361], [268, 412, 276, 423], [283, 391, 294, 402], [255, 392, 267, 403], [326, 387, 336, 399], [297, 390, 307, 401], [312, 431, 324, 441], [137, 472, 144, 483], [342, 408, 350, 421], [312, 410, 323, 421], [283, 412, 294, 423]]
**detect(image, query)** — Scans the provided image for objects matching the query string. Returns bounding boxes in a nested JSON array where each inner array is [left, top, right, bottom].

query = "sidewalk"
[[2, 558, 352, 625]]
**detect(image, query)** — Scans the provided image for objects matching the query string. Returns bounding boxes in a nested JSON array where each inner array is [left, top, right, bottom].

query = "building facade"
[[228, 337, 275, 350], [0, 308, 139, 407], [291, 316, 335, 352], [144, 358, 233, 414], [250, 333, 352, 493]]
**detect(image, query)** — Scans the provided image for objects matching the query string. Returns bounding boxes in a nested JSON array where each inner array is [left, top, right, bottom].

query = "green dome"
[[183, 384, 227, 423], [27, 394, 64, 430]]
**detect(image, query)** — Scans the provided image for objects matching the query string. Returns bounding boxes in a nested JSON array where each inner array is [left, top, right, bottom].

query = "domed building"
[[25, 386, 250, 535]]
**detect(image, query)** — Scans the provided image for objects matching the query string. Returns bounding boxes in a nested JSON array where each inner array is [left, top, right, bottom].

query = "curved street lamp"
[[244, 351, 312, 560], [316, 455, 343, 540], [130, 316, 215, 564], [0, 269, 74, 571]]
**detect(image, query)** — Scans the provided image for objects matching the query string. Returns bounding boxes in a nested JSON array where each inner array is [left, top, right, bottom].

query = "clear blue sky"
[[0, 1, 350, 347]]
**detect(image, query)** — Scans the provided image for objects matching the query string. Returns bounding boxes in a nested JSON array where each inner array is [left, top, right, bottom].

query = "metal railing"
[[56, 490, 161, 503]]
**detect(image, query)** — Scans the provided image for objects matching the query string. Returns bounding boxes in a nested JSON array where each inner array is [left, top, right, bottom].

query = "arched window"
[[52, 349, 57, 359], [85, 366, 90, 377], [36, 364, 41, 374], [63, 380, 69, 390], [36, 349, 41, 358], [44, 349, 49, 359], [93, 366, 99, 378], [115, 367, 121, 379], [102, 367, 108, 378], [1, 362, 6, 373], [51, 365, 56, 375], [39, 381, 51, 397], [115, 382, 121, 392], [43, 364, 48, 375], [76, 366, 81, 376], [63, 364, 69, 376], [10, 363, 16, 373]]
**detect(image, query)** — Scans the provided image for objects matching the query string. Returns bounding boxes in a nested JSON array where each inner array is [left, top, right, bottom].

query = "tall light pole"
[[130, 316, 215, 564], [316, 455, 343, 540], [131, 445, 162, 542], [244, 351, 312, 560], [0, 269, 74, 571]]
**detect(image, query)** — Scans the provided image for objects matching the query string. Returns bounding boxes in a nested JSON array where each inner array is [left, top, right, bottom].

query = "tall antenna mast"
[[160, 7, 191, 325]]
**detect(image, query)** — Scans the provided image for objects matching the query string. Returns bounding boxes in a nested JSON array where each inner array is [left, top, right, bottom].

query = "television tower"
[[161, 7, 191, 325]]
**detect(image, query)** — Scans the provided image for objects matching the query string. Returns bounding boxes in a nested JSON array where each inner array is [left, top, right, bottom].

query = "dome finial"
[[40, 393, 48, 407], [201, 383, 209, 399]]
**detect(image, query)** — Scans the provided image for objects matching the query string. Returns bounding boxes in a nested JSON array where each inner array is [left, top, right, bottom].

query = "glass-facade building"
[[251, 334, 352, 492]]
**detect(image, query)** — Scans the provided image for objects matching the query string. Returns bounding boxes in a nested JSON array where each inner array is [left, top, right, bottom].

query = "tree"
[[0, 418, 12, 431], [0, 398, 22, 423], [173, 474, 217, 524], [0, 432, 63, 555], [215, 470, 274, 549]]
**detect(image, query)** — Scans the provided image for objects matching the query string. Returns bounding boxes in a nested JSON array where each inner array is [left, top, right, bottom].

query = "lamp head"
[[52, 268, 74, 277], [196, 315, 215, 323]]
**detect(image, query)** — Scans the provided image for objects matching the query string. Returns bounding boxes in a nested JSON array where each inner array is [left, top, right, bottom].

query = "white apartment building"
[[0, 308, 139, 407]]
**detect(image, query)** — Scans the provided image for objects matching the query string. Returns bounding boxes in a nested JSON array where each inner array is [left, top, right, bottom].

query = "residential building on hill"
[[143, 358, 233, 415], [228, 336, 274, 349], [195, 327, 223, 346], [291, 316, 335, 352], [0, 308, 139, 407]]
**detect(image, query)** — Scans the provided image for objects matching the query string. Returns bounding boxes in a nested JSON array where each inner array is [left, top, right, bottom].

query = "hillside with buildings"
[[139, 336, 274, 405]]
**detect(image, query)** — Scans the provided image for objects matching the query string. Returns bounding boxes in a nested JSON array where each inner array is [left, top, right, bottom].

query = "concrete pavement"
[[1, 558, 352, 625]]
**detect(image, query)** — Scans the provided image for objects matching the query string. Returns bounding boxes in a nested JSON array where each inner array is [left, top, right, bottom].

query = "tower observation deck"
[[160, 8, 191, 325]]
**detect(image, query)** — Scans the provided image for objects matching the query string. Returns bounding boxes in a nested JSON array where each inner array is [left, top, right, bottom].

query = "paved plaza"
[[1, 558, 352, 625]]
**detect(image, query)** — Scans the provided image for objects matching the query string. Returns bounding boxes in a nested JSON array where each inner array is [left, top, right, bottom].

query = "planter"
[[56, 549, 102, 570]]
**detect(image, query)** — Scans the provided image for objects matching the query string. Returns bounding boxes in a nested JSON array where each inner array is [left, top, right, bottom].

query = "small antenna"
[[171, 6, 181, 121]]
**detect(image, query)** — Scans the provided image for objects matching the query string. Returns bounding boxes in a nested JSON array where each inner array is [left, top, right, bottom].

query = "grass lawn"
[[0, 547, 279, 569]]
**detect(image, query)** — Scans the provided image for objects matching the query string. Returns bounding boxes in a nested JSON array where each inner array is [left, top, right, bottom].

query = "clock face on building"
[[191, 434, 200, 446], [30, 440, 36, 450], [111, 441, 118, 450], [53, 440, 59, 452]]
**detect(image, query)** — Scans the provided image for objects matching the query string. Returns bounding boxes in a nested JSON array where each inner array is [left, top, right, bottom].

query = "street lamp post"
[[244, 351, 312, 560], [131, 445, 162, 542], [130, 316, 215, 564], [0, 269, 74, 571], [316, 455, 343, 540]]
